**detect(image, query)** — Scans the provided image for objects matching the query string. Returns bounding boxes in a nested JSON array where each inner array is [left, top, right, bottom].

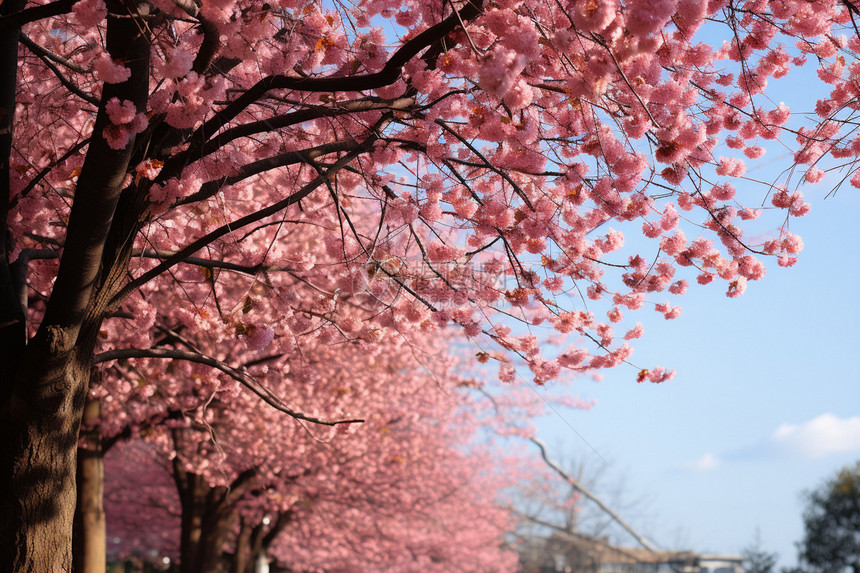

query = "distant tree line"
[[744, 461, 860, 573]]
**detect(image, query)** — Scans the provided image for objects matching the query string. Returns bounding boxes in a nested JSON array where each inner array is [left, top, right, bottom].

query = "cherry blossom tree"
[[77, 169, 592, 573], [1, 0, 855, 569], [85, 239, 592, 573], [101, 335, 520, 573]]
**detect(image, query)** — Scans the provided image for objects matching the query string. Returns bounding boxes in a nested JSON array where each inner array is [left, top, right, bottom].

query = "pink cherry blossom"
[[93, 53, 132, 84], [4, 0, 852, 566]]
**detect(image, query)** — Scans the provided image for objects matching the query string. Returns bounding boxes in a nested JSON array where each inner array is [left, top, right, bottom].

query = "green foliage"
[[799, 461, 860, 573]]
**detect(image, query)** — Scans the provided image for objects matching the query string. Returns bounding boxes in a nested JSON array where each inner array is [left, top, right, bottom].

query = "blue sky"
[[534, 183, 860, 565]]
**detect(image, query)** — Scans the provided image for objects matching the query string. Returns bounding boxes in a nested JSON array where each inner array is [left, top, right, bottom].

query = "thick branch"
[[134, 249, 286, 275], [10, 248, 59, 319], [29, 7, 150, 349], [219, 468, 259, 511], [0, 0, 81, 29], [93, 348, 364, 426], [102, 408, 185, 452], [170, 0, 483, 172], [189, 96, 416, 164], [177, 139, 359, 206], [262, 510, 293, 548]]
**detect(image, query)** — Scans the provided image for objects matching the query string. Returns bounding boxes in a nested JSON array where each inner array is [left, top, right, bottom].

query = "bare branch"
[[518, 512, 661, 563], [436, 119, 536, 211], [170, 0, 484, 169], [477, 387, 657, 552], [19, 33, 87, 74], [93, 347, 364, 426], [184, 96, 415, 167], [20, 37, 99, 106], [133, 249, 286, 275], [0, 0, 81, 30], [529, 436, 658, 553], [177, 139, 359, 206], [12, 138, 90, 206]]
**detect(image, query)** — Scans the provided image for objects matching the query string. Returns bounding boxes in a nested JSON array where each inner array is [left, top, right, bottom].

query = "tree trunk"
[[229, 511, 292, 573], [175, 465, 205, 573], [74, 399, 106, 573], [0, 2, 151, 569], [229, 521, 252, 573], [174, 464, 232, 573], [0, 0, 26, 391], [171, 461, 270, 573], [0, 346, 93, 571], [196, 509, 230, 573]]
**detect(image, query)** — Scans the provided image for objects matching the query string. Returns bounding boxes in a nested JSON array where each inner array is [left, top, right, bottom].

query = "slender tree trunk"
[[0, 0, 26, 388], [230, 522, 252, 573], [175, 466, 205, 573], [74, 399, 106, 573], [196, 510, 230, 573]]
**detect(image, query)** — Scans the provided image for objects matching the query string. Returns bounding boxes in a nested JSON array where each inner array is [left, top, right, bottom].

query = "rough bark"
[[0, 3, 151, 570]]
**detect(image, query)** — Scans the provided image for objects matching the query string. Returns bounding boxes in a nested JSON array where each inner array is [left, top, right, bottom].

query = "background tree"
[[2, 0, 858, 569], [798, 461, 860, 573], [101, 337, 522, 573], [742, 530, 779, 573], [81, 203, 591, 573]]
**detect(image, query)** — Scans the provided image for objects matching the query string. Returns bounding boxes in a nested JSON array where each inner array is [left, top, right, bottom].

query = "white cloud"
[[772, 414, 860, 458], [681, 453, 720, 471]]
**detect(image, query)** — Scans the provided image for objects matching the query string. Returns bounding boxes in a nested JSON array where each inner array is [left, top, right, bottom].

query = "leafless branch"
[[436, 119, 536, 210], [133, 249, 287, 275], [22, 42, 99, 106], [170, 0, 484, 170], [529, 436, 658, 552], [0, 0, 81, 29], [19, 33, 87, 74], [178, 139, 359, 206], [93, 347, 364, 426]]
